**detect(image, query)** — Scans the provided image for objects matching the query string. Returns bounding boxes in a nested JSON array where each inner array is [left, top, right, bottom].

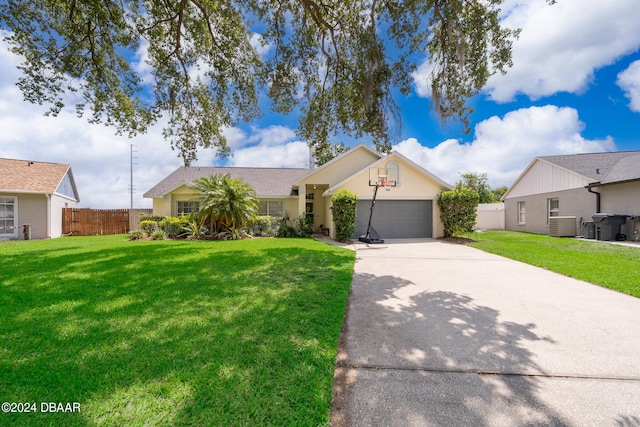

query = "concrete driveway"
[[330, 239, 640, 426]]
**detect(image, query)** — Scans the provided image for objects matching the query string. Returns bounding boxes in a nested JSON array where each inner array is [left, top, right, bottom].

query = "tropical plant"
[[215, 226, 252, 241], [191, 174, 258, 236], [181, 216, 208, 240]]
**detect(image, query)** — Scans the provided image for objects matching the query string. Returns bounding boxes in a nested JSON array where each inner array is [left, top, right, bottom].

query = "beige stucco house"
[[0, 158, 80, 239], [503, 151, 640, 238], [144, 144, 451, 239]]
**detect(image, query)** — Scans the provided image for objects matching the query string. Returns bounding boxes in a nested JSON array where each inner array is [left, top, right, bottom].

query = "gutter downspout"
[[46, 193, 52, 238], [586, 183, 601, 213]]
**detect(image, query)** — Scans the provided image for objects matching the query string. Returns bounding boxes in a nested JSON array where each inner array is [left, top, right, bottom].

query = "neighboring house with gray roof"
[[503, 151, 640, 238], [0, 158, 80, 239], [144, 144, 452, 239]]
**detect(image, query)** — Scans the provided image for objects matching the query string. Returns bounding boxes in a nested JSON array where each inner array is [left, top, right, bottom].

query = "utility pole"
[[130, 144, 138, 210]]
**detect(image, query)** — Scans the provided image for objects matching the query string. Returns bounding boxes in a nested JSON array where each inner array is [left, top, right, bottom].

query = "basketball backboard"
[[368, 167, 397, 187]]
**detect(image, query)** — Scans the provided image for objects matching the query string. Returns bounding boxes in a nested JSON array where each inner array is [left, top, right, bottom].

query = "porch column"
[[163, 195, 173, 216], [298, 184, 308, 220]]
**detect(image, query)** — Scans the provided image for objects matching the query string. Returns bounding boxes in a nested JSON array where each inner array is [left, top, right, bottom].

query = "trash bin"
[[22, 224, 31, 240], [581, 221, 595, 239], [592, 214, 628, 241]]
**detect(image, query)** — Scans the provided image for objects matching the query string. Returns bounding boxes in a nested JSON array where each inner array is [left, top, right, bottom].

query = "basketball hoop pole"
[[360, 183, 384, 244]]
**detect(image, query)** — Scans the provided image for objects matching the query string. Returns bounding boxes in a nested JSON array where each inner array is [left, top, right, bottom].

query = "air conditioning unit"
[[549, 216, 576, 237]]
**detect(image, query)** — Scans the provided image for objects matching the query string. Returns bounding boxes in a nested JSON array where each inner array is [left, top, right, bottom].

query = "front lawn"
[[465, 230, 640, 298], [0, 236, 355, 426]]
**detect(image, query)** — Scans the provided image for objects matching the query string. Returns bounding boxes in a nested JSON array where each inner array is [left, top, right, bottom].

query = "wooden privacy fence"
[[63, 208, 151, 236]]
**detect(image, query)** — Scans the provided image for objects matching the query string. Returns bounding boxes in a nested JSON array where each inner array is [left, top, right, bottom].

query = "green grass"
[[0, 235, 355, 426], [465, 230, 640, 298]]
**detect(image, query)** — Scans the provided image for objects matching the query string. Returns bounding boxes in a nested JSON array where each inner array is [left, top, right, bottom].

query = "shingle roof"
[[539, 151, 640, 184], [143, 166, 311, 198], [0, 158, 71, 193]]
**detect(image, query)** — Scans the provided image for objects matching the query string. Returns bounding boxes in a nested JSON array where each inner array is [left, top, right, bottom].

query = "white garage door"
[[353, 200, 433, 239]]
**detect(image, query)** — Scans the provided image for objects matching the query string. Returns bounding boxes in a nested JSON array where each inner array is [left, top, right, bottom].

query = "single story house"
[[503, 151, 640, 237], [144, 143, 451, 239], [0, 158, 80, 239]]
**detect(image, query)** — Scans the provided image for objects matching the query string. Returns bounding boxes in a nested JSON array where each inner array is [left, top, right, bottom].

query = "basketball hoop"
[[380, 179, 395, 191], [361, 167, 398, 244]]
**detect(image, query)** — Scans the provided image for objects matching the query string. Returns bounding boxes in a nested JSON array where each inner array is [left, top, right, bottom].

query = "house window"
[[258, 200, 284, 217], [0, 197, 17, 238], [548, 198, 559, 223], [385, 161, 400, 186], [517, 201, 526, 225], [177, 201, 199, 215]]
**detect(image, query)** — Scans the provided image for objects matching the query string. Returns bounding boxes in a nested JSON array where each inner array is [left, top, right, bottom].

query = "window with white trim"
[[548, 198, 559, 223], [177, 201, 199, 215], [258, 200, 284, 217], [517, 201, 526, 225], [385, 161, 400, 186], [0, 197, 17, 238]]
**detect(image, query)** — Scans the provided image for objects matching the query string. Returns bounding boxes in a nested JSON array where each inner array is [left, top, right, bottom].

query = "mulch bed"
[[437, 236, 476, 245]]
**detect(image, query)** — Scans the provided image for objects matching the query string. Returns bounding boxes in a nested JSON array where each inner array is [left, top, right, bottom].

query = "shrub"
[[139, 220, 158, 236], [250, 216, 279, 237], [437, 184, 480, 237], [151, 230, 166, 240], [277, 215, 298, 237], [158, 216, 184, 238], [138, 212, 164, 222], [129, 230, 144, 240], [296, 215, 314, 237], [331, 189, 357, 242]]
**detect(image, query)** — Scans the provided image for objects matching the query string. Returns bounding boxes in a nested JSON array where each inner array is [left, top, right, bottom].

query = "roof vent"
[[27, 161, 34, 166], [596, 168, 600, 174]]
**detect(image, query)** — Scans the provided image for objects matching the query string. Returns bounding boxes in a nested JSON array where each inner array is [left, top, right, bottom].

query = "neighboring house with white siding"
[[0, 158, 80, 239], [503, 151, 640, 237]]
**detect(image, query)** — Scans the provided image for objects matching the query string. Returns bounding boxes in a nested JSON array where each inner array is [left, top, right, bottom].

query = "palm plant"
[[190, 174, 258, 238]]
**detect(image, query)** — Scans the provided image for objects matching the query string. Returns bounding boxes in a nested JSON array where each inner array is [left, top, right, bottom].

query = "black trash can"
[[592, 214, 628, 241], [581, 221, 595, 239]]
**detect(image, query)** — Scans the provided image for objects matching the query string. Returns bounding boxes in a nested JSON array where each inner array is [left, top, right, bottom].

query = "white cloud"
[[617, 60, 640, 112], [221, 126, 249, 149], [229, 140, 310, 168], [484, 0, 640, 102], [250, 33, 272, 57], [393, 105, 615, 188], [131, 38, 155, 87], [247, 125, 297, 146], [411, 0, 640, 102], [412, 59, 434, 98]]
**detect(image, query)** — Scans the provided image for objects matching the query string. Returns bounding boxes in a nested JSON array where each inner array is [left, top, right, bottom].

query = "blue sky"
[[1, 0, 639, 208]]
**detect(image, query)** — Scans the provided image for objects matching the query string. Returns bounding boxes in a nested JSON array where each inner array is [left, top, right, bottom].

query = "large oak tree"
[[0, 1, 548, 164]]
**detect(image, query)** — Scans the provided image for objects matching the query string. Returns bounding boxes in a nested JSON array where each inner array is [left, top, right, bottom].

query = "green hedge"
[[437, 184, 479, 237], [331, 189, 357, 242]]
